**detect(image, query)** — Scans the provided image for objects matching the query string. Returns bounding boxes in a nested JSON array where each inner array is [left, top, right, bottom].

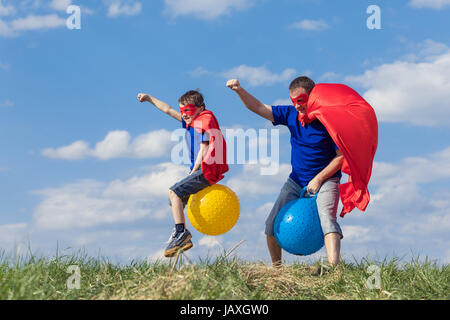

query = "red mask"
[[291, 93, 310, 127], [179, 104, 199, 117], [290, 93, 309, 106]]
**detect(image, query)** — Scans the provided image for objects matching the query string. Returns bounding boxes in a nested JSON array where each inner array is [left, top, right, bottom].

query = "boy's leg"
[[165, 170, 210, 257], [316, 177, 343, 266], [168, 189, 185, 225], [265, 178, 302, 266]]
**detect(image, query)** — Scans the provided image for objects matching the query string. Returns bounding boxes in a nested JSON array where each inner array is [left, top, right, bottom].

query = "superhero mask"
[[291, 93, 310, 127], [179, 104, 199, 117], [290, 93, 309, 107]]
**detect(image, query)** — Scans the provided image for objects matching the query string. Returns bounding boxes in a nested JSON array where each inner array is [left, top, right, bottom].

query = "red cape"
[[304, 84, 378, 217], [188, 110, 229, 185]]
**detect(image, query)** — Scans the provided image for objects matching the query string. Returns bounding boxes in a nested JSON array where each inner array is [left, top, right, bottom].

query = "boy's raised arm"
[[137, 93, 182, 122], [226, 79, 274, 122]]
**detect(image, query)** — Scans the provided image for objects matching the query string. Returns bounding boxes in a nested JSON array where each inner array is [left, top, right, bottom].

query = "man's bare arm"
[[137, 93, 181, 122], [307, 149, 344, 193], [226, 79, 274, 122]]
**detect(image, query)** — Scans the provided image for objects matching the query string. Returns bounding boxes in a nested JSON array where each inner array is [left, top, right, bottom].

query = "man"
[[227, 76, 343, 268]]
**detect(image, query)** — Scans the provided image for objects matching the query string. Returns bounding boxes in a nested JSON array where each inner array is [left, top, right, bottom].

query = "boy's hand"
[[226, 79, 242, 91], [137, 93, 150, 103]]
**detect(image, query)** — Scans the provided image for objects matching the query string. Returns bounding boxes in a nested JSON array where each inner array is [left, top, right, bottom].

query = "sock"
[[175, 223, 185, 234]]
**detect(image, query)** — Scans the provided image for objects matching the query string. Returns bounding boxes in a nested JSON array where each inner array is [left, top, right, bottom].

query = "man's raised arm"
[[226, 79, 274, 122]]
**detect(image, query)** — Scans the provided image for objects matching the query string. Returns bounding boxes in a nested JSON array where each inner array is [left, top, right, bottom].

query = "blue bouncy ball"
[[274, 187, 324, 256]]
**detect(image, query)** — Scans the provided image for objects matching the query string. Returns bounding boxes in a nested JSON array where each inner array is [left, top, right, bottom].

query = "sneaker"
[[164, 228, 193, 258]]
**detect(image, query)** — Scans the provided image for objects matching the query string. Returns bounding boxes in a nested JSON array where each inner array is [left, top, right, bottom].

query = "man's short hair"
[[178, 89, 205, 107], [289, 76, 316, 94]]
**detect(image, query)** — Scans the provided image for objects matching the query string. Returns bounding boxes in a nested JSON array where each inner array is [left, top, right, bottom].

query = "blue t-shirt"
[[272, 105, 341, 188], [182, 119, 210, 171]]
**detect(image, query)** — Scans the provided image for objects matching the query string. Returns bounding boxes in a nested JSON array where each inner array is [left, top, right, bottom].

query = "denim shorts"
[[169, 170, 211, 207], [265, 177, 343, 239]]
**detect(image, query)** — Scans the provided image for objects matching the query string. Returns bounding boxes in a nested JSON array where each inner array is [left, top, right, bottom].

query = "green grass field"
[[1, 248, 448, 300]]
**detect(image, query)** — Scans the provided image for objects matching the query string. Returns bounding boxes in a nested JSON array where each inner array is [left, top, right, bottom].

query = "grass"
[[0, 248, 448, 300]]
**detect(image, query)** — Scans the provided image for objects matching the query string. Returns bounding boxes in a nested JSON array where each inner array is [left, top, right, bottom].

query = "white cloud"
[[0, 0, 70, 37], [106, 0, 142, 17], [10, 14, 66, 30], [359, 146, 450, 236], [42, 129, 175, 160], [272, 98, 291, 106], [331, 145, 450, 262], [164, 0, 254, 20], [289, 19, 328, 31], [0, 61, 10, 70], [0, 13, 66, 37], [227, 162, 291, 197], [33, 162, 186, 229], [222, 65, 297, 87], [0, 223, 28, 246], [318, 71, 340, 82], [345, 40, 450, 126], [189, 66, 213, 77], [0, 0, 15, 16], [49, 0, 71, 11], [370, 147, 450, 210], [409, 0, 450, 9], [0, 17, 14, 36], [341, 226, 380, 243], [42, 140, 90, 160], [198, 236, 222, 248], [0, 99, 14, 107]]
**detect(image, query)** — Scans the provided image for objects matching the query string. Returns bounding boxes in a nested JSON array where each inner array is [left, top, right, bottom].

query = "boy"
[[226, 76, 344, 268], [137, 90, 228, 257]]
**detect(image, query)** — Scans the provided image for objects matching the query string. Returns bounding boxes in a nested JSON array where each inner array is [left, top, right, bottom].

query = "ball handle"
[[300, 186, 318, 199]]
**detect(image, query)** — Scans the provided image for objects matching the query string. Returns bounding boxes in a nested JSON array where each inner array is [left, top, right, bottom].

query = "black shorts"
[[169, 170, 211, 206]]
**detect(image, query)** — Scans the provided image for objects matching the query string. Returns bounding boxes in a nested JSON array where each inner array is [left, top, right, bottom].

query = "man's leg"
[[265, 178, 302, 267], [324, 232, 341, 266], [316, 177, 343, 266], [266, 235, 282, 267]]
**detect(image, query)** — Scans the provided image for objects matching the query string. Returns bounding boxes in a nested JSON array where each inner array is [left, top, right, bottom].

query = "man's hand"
[[137, 93, 150, 103], [226, 79, 242, 91], [306, 176, 324, 194]]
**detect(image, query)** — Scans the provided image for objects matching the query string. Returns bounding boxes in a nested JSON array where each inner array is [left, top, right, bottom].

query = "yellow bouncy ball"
[[187, 184, 240, 236]]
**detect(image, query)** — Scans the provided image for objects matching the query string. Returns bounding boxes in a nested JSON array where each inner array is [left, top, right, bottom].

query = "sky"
[[1, 0, 450, 265]]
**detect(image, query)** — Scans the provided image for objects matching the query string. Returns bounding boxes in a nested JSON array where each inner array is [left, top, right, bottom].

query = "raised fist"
[[137, 93, 150, 102], [226, 79, 241, 91]]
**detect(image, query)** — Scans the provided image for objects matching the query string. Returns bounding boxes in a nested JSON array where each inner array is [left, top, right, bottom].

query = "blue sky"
[[1, 0, 450, 265]]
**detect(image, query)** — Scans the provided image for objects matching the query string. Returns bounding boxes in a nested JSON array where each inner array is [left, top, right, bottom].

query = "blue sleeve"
[[334, 142, 339, 151], [271, 105, 291, 126]]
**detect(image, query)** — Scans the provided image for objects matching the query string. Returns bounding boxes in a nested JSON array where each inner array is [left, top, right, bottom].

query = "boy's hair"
[[178, 89, 205, 108], [289, 76, 316, 94]]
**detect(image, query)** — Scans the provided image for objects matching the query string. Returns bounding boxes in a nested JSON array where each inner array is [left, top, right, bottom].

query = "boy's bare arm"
[[226, 79, 274, 122], [190, 142, 209, 174], [137, 93, 182, 122]]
